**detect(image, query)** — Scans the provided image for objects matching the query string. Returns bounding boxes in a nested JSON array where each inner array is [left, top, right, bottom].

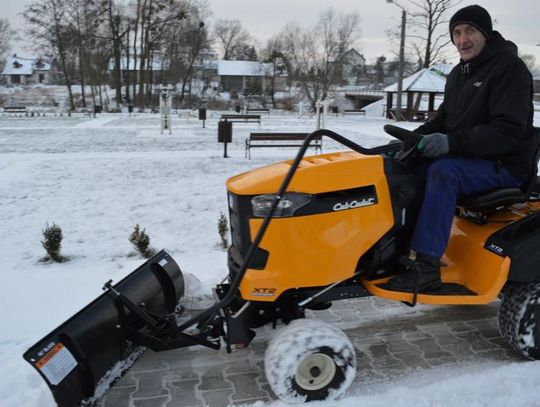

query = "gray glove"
[[418, 133, 449, 157]]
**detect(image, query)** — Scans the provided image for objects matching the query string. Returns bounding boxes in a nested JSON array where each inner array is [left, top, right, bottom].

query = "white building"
[[217, 60, 287, 95], [339, 49, 367, 85], [1, 55, 54, 85]]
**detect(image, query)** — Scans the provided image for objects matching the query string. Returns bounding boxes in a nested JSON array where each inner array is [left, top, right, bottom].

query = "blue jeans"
[[410, 157, 522, 258]]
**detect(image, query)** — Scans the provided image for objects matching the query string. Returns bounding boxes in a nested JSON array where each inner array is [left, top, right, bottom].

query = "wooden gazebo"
[[385, 68, 446, 121]]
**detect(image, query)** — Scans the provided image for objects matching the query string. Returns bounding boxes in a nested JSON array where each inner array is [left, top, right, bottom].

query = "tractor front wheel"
[[264, 319, 356, 404], [498, 281, 540, 359]]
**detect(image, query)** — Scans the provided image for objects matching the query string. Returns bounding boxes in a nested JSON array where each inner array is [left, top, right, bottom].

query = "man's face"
[[452, 23, 487, 62]]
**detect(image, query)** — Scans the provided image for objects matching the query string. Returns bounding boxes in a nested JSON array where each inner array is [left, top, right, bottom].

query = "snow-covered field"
[[1, 109, 539, 407]]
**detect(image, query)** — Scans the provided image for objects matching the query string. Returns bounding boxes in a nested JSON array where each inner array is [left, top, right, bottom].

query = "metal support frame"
[[102, 281, 221, 351]]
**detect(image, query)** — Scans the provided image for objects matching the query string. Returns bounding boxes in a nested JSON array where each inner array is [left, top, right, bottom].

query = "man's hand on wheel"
[[418, 133, 449, 157]]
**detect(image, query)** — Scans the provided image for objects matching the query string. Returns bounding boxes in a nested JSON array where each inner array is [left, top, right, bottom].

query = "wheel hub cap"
[[295, 353, 336, 391]]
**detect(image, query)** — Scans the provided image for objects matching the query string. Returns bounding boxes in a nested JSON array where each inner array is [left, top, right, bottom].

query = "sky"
[[2, 0, 540, 66]]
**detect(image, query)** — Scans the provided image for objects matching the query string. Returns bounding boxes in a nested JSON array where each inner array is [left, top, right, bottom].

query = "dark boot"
[[383, 253, 442, 292]]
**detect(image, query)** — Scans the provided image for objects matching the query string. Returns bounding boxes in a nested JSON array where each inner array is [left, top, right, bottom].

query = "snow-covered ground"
[[1, 109, 540, 407]]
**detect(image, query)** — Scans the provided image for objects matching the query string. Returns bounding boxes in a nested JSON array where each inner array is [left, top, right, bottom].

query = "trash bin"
[[94, 105, 103, 114], [235, 105, 241, 113], [218, 121, 232, 143], [198, 108, 207, 121]]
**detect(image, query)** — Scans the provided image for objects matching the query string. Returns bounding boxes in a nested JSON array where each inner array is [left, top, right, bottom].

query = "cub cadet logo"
[[252, 288, 276, 297], [488, 243, 504, 255], [333, 197, 375, 211]]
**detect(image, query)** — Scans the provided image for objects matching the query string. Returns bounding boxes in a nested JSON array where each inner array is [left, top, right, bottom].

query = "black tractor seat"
[[457, 185, 532, 212], [457, 127, 540, 213]]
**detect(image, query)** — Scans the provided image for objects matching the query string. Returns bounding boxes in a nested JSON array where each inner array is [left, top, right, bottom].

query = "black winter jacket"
[[416, 31, 534, 181]]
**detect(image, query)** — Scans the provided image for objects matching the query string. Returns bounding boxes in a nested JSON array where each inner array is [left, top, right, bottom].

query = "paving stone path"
[[99, 297, 523, 406]]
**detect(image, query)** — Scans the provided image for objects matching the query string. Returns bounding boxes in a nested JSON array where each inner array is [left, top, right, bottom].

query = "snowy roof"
[[344, 48, 366, 62], [217, 60, 275, 77], [384, 68, 446, 93], [2, 55, 51, 75]]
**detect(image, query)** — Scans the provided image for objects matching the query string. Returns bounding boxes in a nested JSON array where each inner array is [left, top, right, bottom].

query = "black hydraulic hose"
[[177, 129, 393, 331]]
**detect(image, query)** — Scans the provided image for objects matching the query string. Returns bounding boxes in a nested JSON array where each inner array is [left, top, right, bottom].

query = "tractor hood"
[[227, 152, 386, 196]]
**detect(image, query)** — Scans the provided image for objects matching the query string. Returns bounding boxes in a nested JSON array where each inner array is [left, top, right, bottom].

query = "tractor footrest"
[[423, 283, 477, 296]]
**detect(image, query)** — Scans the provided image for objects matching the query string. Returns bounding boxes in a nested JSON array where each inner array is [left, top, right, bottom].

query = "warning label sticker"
[[36, 343, 77, 385]]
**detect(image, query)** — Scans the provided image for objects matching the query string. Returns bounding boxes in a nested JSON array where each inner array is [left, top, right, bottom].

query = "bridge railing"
[[341, 86, 386, 97]]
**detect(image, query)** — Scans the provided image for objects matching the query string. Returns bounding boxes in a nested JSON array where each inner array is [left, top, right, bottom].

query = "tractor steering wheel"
[[383, 124, 423, 161]]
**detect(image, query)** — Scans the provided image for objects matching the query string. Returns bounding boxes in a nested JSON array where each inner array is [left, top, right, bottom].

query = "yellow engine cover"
[[227, 152, 395, 301]]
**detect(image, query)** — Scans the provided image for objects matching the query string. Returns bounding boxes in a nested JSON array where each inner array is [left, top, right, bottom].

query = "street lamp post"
[[386, 0, 406, 121]]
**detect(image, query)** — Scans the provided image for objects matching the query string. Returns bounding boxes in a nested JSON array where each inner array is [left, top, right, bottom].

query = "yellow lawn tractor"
[[24, 125, 540, 405]]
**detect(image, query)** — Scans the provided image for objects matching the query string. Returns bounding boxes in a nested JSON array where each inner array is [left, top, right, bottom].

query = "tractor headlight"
[[251, 193, 311, 218]]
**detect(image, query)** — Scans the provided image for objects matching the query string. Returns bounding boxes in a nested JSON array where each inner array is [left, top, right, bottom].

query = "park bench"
[[343, 109, 366, 116], [245, 132, 322, 159], [221, 114, 261, 124], [3, 106, 27, 116], [246, 108, 270, 115]]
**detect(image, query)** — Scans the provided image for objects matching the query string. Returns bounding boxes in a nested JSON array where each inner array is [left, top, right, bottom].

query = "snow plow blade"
[[23, 250, 184, 407]]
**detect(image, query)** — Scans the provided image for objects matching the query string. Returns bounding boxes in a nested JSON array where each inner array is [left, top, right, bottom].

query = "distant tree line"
[[22, 0, 214, 110], [0, 18, 15, 60], [18, 1, 364, 111], [13, 0, 537, 112]]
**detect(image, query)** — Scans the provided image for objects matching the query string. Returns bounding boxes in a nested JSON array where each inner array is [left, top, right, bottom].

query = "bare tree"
[[98, 0, 132, 108], [0, 18, 15, 65], [133, 0, 186, 108], [213, 19, 252, 60], [178, 21, 210, 102], [386, 0, 459, 69], [408, 0, 460, 68], [65, 0, 103, 108], [135, 0, 156, 107], [129, 0, 143, 104], [260, 36, 289, 107], [385, 0, 459, 114], [24, 0, 77, 110], [161, 0, 211, 104], [280, 9, 361, 111]]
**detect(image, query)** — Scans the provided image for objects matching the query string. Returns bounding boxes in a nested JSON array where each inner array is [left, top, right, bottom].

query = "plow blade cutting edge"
[[23, 250, 184, 407]]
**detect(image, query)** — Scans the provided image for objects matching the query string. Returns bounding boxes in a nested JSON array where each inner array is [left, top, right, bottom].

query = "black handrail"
[[177, 129, 395, 331]]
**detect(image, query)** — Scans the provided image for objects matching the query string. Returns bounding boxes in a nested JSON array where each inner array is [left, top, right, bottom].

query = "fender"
[[485, 210, 540, 282]]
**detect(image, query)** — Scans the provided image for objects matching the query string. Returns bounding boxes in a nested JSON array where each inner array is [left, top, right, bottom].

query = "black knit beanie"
[[449, 5, 493, 43]]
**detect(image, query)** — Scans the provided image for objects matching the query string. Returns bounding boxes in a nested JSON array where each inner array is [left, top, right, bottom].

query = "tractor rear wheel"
[[498, 281, 540, 359], [264, 319, 356, 404]]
